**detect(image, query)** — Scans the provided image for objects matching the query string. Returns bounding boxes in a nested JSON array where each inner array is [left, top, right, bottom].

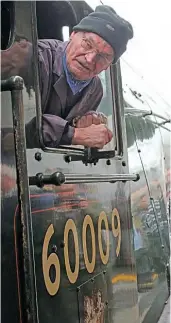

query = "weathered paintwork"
[[121, 59, 170, 322], [1, 1, 170, 323]]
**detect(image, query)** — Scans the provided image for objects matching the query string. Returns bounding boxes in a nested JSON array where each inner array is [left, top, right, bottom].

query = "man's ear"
[[70, 31, 76, 39]]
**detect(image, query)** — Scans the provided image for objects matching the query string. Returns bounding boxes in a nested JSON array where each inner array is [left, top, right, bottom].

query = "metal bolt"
[[122, 161, 126, 166], [138, 149, 141, 153], [60, 241, 65, 248], [91, 278, 94, 282], [105, 301, 108, 306], [35, 152, 42, 161], [106, 159, 111, 166], [52, 245, 57, 253], [103, 270, 106, 275], [64, 155, 71, 163]]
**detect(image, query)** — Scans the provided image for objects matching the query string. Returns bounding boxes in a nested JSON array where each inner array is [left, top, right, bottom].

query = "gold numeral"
[[82, 215, 96, 273], [42, 224, 60, 296], [112, 208, 121, 257], [98, 211, 110, 264], [64, 219, 79, 284]]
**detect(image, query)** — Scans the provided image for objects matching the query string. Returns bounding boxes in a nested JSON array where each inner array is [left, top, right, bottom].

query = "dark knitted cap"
[[73, 5, 133, 64]]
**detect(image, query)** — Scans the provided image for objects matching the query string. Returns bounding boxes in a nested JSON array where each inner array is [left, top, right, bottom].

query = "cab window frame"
[[31, 1, 123, 158]]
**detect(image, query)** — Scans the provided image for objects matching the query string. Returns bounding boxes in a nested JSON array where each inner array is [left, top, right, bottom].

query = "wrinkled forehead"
[[86, 32, 114, 53]]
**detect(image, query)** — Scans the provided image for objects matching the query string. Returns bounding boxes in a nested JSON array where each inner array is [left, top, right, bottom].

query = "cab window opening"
[[33, 1, 123, 158]]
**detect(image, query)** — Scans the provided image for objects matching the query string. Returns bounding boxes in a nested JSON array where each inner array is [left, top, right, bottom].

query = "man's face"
[[65, 31, 114, 80]]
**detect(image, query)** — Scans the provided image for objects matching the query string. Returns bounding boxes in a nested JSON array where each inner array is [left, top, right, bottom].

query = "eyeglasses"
[[81, 35, 114, 65]]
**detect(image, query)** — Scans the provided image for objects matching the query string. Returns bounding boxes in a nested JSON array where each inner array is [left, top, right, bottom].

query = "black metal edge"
[[11, 85, 39, 322], [1, 76, 24, 92], [30, 1, 45, 151], [111, 61, 124, 157]]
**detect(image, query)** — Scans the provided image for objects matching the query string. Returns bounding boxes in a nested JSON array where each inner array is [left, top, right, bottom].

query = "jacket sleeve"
[[26, 40, 103, 149], [25, 115, 75, 148]]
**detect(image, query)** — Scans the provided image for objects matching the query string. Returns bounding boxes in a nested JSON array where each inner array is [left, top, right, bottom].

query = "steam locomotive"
[[1, 1, 170, 323]]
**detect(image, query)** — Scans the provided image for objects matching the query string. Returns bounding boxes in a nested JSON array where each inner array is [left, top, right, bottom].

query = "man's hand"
[[1, 40, 32, 79], [75, 112, 107, 128], [72, 124, 113, 149]]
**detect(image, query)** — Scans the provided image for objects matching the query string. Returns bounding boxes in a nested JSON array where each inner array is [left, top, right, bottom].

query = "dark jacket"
[[26, 39, 103, 148]]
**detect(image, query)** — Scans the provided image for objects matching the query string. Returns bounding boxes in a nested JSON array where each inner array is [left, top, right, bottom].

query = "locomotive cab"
[[1, 1, 170, 323]]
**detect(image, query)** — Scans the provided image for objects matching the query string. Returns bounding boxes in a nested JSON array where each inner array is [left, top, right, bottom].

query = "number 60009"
[[42, 208, 121, 296]]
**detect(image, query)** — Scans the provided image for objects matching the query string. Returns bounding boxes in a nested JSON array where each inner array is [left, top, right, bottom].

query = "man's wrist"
[[72, 128, 85, 145]]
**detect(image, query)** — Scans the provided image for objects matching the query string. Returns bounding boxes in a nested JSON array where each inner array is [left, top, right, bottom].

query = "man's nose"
[[85, 51, 97, 64]]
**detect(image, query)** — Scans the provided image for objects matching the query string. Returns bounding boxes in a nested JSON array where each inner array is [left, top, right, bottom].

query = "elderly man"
[[30, 5, 133, 149], [2, 5, 133, 150]]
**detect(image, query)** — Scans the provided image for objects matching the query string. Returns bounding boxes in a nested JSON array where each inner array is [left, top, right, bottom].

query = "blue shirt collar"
[[63, 52, 92, 95]]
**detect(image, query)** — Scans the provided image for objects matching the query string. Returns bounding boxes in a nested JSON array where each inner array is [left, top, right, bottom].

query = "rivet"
[[52, 245, 57, 253], [64, 155, 71, 163], [106, 159, 111, 166], [35, 152, 42, 161], [60, 241, 65, 248]]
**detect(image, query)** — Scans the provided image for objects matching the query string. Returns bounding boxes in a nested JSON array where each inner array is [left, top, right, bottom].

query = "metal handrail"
[[29, 171, 140, 187], [1, 76, 39, 323], [65, 173, 139, 184]]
